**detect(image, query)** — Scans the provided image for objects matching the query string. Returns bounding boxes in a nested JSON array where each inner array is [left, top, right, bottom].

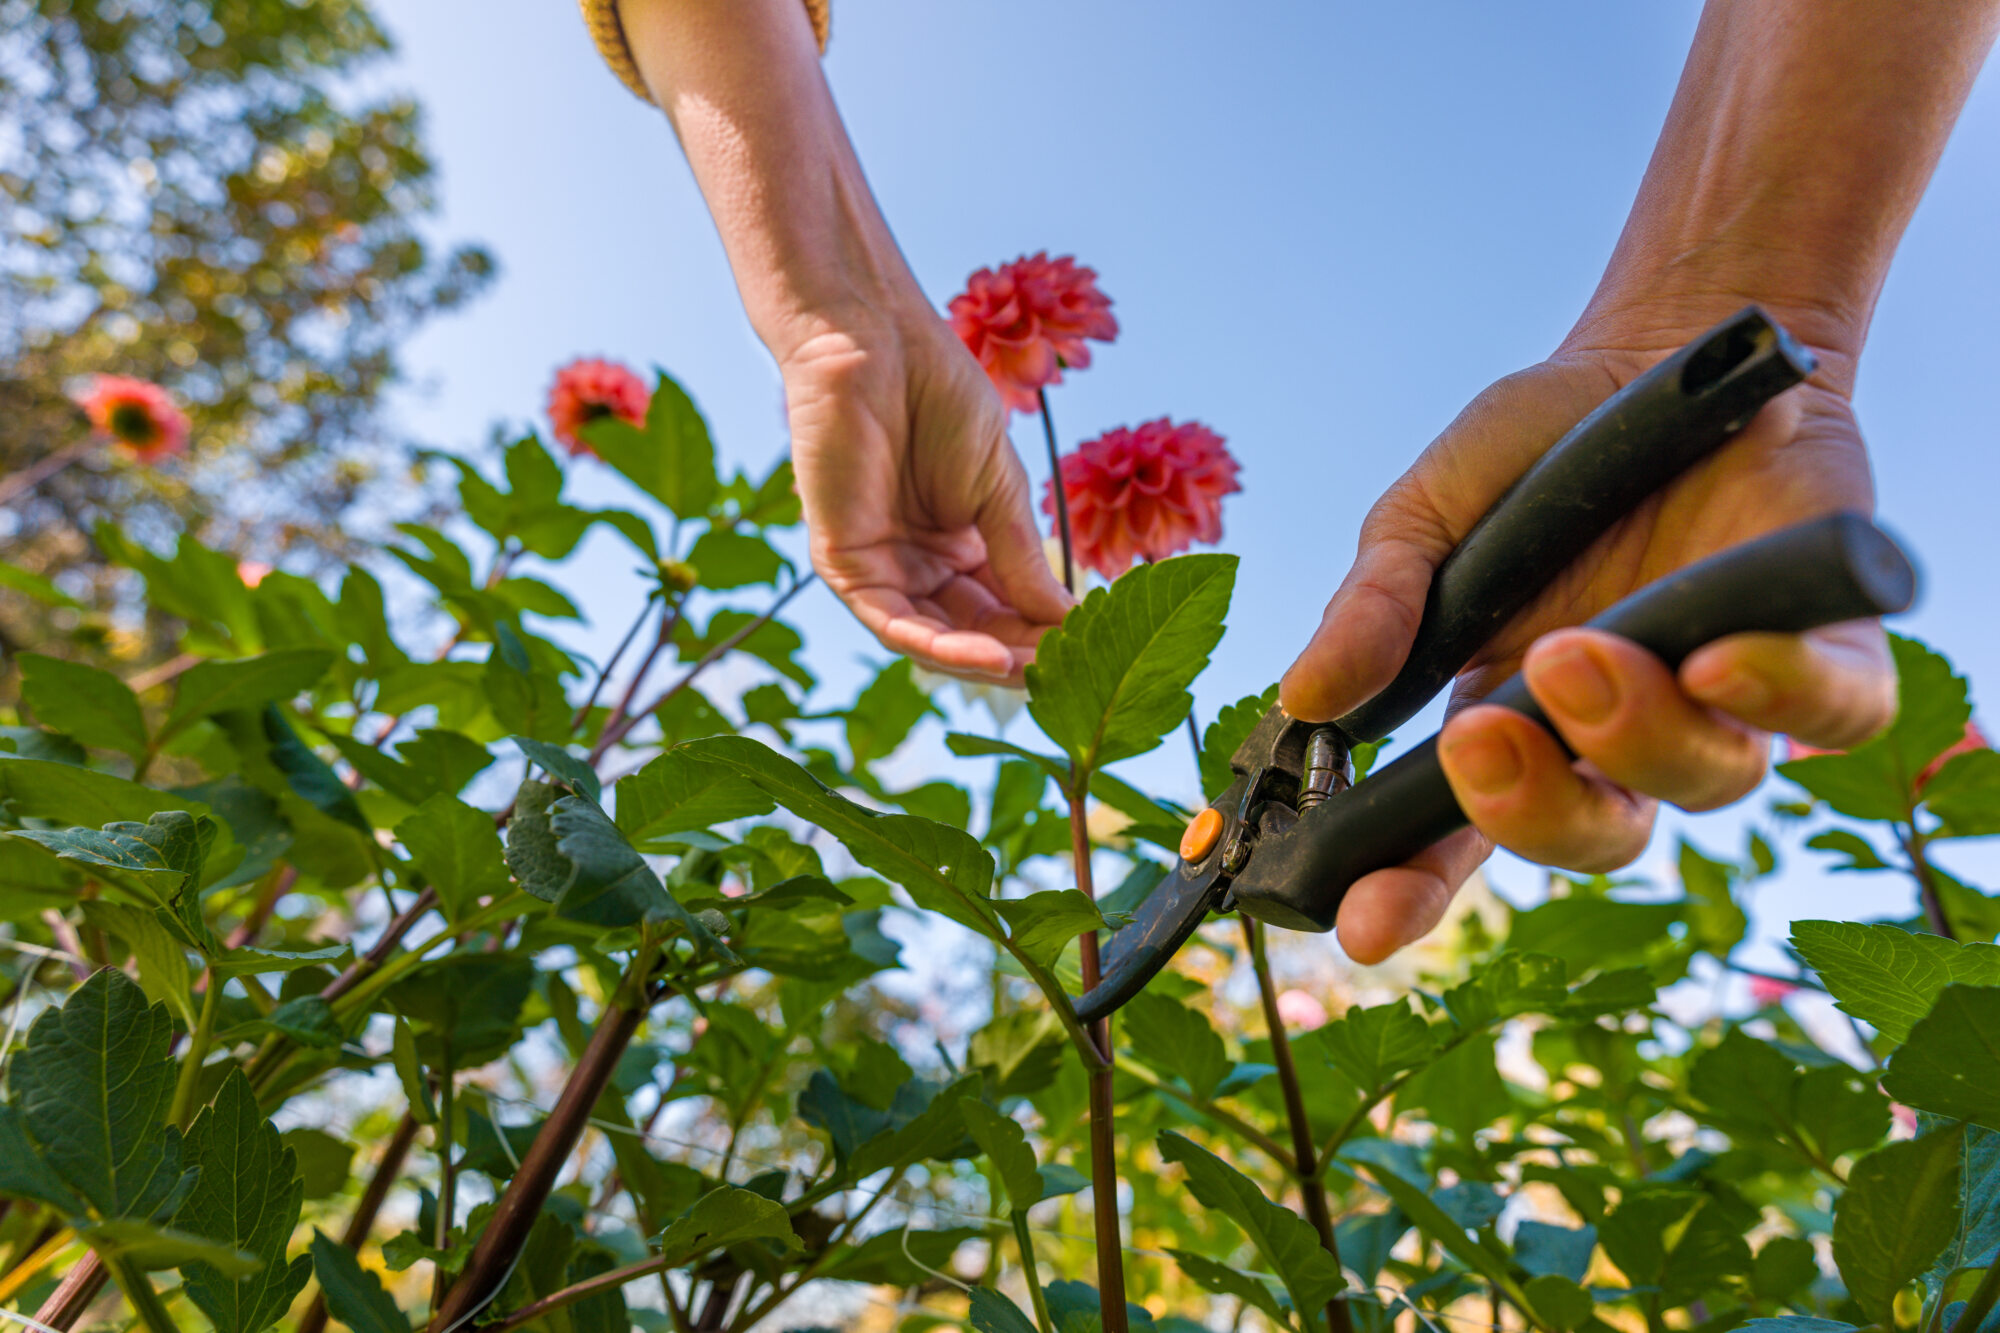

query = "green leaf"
[[681, 736, 1001, 940], [1346, 1144, 1519, 1297], [396, 729, 494, 799], [1599, 1188, 1753, 1309], [81, 1220, 260, 1275], [176, 1069, 314, 1333], [281, 1129, 355, 1201], [395, 795, 511, 923], [8, 968, 189, 1221], [613, 749, 775, 849], [1027, 554, 1237, 774], [309, 1230, 411, 1333], [77, 901, 196, 1028], [946, 731, 1070, 783], [512, 736, 602, 803], [210, 945, 351, 980], [1158, 1130, 1345, 1316], [1833, 1126, 1965, 1326], [1200, 685, 1277, 801], [968, 1286, 1043, 1333], [1735, 1321, 1858, 1333], [1523, 1275, 1593, 1333], [582, 371, 719, 519], [19, 654, 149, 757], [1929, 747, 2000, 838], [960, 1100, 1042, 1208], [1926, 1124, 2000, 1304], [9, 811, 215, 939], [843, 658, 937, 770], [0, 1105, 88, 1215], [387, 953, 537, 1068], [549, 795, 733, 955], [392, 1018, 435, 1125], [969, 1010, 1067, 1099], [1790, 920, 2000, 1045], [1316, 997, 1436, 1091], [994, 890, 1113, 966], [261, 707, 370, 834], [655, 1186, 800, 1267], [1123, 992, 1231, 1102], [1504, 895, 1681, 972], [1805, 830, 1890, 872], [1881, 985, 2000, 1127], [504, 779, 568, 904], [675, 607, 812, 689], [0, 757, 210, 826], [1777, 635, 1970, 820], [1168, 1249, 1291, 1328], [162, 650, 335, 744], [850, 1076, 978, 1178], [1678, 841, 1748, 958], [1399, 1033, 1510, 1142], [1690, 1028, 1889, 1165], [1514, 1222, 1596, 1284], [821, 1226, 983, 1287], [685, 527, 785, 589], [0, 558, 84, 608], [219, 996, 344, 1049], [1752, 1236, 1821, 1303]]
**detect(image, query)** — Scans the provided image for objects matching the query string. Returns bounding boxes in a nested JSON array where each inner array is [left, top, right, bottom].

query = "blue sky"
[[370, 1, 2000, 968]]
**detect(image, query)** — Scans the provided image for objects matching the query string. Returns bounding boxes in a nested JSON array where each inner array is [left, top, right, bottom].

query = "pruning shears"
[[1072, 307, 1918, 1024]]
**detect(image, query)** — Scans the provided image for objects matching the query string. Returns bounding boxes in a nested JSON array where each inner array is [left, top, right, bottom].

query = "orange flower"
[[546, 358, 650, 457], [1786, 720, 1987, 793], [71, 375, 190, 461], [949, 253, 1117, 413], [1045, 418, 1242, 579]]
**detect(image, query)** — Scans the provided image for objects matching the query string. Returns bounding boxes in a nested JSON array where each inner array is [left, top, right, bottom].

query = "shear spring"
[[1297, 728, 1349, 812]]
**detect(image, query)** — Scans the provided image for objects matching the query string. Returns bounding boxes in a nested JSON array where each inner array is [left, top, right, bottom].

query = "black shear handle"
[[1336, 305, 1816, 745], [1228, 514, 1916, 932]]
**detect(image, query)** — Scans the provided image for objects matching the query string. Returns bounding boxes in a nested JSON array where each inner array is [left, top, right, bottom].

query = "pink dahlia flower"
[[546, 357, 650, 457], [1045, 418, 1242, 579], [1748, 975, 1800, 1007], [949, 253, 1117, 414], [236, 561, 273, 589], [1274, 989, 1329, 1032], [71, 375, 190, 462]]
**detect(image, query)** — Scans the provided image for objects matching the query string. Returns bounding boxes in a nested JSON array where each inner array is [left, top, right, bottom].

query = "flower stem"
[[571, 592, 662, 736], [1901, 824, 1957, 940], [1243, 918, 1350, 1333], [297, 1111, 422, 1333], [1011, 1209, 1055, 1333], [1066, 784, 1128, 1333], [168, 969, 223, 1127], [0, 436, 96, 509], [1038, 389, 1075, 594]]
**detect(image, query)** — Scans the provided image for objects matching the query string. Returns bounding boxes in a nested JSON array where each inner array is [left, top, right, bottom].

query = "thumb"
[[976, 457, 1076, 630], [1280, 522, 1445, 723]]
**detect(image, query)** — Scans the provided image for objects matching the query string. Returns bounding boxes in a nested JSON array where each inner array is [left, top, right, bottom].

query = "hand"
[[1280, 331, 1896, 965], [781, 307, 1072, 684]]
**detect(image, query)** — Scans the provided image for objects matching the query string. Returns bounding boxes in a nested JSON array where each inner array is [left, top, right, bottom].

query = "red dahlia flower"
[[71, 375, 190, 462], [546, 357, 651, 457], [1786, 720, 1987, 793], [1045, 417, 1242, 579], [949, 253, 1117, 414]]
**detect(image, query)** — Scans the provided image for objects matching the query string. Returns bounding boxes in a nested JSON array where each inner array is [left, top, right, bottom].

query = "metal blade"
[[1072, 855, 1228, 1025]]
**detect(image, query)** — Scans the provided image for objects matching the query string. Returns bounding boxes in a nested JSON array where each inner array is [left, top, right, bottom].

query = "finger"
[[973, 457, 1075, 629], [1679, 620, 1897, 750], [1523, 629, 1769, 812], [1280, 533, 1437, 723], [1438, 703, 1656, 873], [1334, 826, 1490, 965], [843, 587, 1017, 682]]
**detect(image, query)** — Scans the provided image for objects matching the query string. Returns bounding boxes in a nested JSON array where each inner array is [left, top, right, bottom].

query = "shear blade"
[[1072, 856, 1227, 1025]]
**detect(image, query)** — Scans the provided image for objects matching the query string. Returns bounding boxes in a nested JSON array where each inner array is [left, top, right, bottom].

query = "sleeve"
[[578, 0, 831, 103]]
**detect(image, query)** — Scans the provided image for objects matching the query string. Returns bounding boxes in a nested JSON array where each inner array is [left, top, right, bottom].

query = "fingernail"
[[1444, 730, 1523, 795], [1533, 643, 1618, 724]]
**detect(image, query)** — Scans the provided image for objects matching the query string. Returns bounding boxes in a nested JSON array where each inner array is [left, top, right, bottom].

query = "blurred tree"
[[0, 0, 491, 663]]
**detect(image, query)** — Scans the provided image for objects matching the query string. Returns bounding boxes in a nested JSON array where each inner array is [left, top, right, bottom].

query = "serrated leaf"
[[310, 1230, 410, 1333], [1833, 1127, 1964, 1326], [1778, 635, 1970, 820], [1317, 997, 1436, 1091], [1880, 985, 2000, 1127], [548, 795, 733, 955], [582, 371, 719, 519], [0, 757, 207, 825], [1123, 992, 1231, 1102], [504, 779, 568, 902], [655, 1186, 800, 1267], [968, 1287, 1042, 1333], [1691, 1028, 1889, 1165], [395, 795, 511, 923], [680, 736, 1001, 940], [1348, 1146, 1521, 1300], [1027, 554, 1237, 772], [162, 651, 335, 743], [1926, 1124, 2000, 1304], [685, 527, 785, 590], [1158, 1130, 1344, 1316], [1791, 920, 2000, 1044], [176, 1069, 314, 1333], [10, 812, 216, 947], [960, 1100, 1041, 1208], [77, 901, 196, 1028], [19, 653, 149, 757], [850, 1076, 977, 1179], [8, 968, 187, 1221], [1200, 685, 1278, 801], [512, 736, 602, 803], [1929, 747, 2000, 838], [0, 1105, 87, 1215], [1168, 1249, 1290, 1328], [613, 749, 775, 849], [994, 890, 1112, 966]]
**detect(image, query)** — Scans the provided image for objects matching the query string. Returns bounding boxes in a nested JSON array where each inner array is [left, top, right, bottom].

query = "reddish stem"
[[296, 1112, 421, 1333], [1038, 389, 1075, 594], [34, 1253, 107, 1331], [1067, 787, 1127, 1333], [223, 865, 298, 951]]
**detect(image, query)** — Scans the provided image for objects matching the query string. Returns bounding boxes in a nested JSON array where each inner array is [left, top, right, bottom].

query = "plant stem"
[[124, 651, 204, 696], [429, 953, 653, 1330], [572, 593, 662, 735], [1115, 1060, 1294, 1171], [101, 1251, 177, 1333], [222, 865, 298, 950], [589, 594, 680, 758], [320, 886, 439, 1003], [1038, 389, 1074, 593], [1951, 1257, 2000, 1333], [33, 1253, 107, 1331], [593, 574, 815, 759], [487, 1253, 671, 1333], [1066, 784, 1128, 1333], [1011, 1210, 1055, 1333], [0, 436, 96, 509], [168, 970, 222, 1127], [1243, 918, 1350, 1333], [1902, 825, 1957, 940], [297, 1111, 421, 1333], [432, 1043, 458, 1312]]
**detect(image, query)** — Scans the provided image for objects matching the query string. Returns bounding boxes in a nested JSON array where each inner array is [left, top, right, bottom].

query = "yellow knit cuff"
[[578, 0, 830, 104]]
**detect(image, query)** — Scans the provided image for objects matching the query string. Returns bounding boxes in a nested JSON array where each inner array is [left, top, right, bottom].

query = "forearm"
[[616, 0, 924, 360], [1572, 0, 2000, 388]]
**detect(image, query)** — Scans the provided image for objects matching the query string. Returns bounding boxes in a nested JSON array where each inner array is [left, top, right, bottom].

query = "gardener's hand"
[[1281, 338, 1889, 962], [780, 309, 1071, 682]]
